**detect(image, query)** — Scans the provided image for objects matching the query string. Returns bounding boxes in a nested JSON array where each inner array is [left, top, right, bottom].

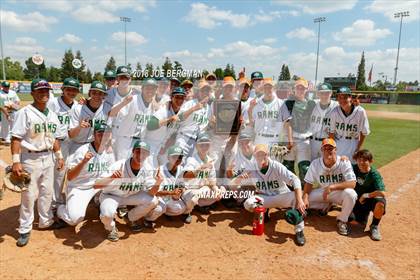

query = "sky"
[[1, 0, 419, 83]]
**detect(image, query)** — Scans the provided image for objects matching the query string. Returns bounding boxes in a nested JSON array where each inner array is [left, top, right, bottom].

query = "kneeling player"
[[351, 149, 386, 241], [146, 146, 187, 224], [57, 123, 114, 227], [238, 144, 306, 246], [94, 141, 161, 241], [303, 138, 357, 236]]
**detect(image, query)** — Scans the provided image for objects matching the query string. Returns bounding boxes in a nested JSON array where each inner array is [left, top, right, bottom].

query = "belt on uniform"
[[309, 136, 324, 141], [180, 132, 197, 140], [345, 136, 353, 140], [27, 149, 51, 153], [257, 133, 278, 138]]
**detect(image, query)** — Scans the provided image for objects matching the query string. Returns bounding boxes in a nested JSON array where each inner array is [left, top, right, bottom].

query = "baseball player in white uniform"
[[309, 83, 338, 160], [94, 141, 161, 241], [11, 79, 67, 247], [175, 80, 211, 160], [145, 87, 185, 166], [56, 123, 115, 227], [236, 144, 306, 246], [248, 78, 290, 148], [328, 87, 370, 161], [108, 78, 155, 161], [1, 81, 20, 144], [182, 134, 226, 222], [145, 146, 187, 223], [303, 138, 357, 236], [103, 69, 117, 90], [47, 77, 80, 208], [68, 81, 108, 155]]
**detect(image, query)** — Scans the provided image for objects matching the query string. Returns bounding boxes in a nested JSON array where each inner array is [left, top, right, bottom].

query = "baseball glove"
[[2, 166, 31, 193], [269, 144, 289, 162]]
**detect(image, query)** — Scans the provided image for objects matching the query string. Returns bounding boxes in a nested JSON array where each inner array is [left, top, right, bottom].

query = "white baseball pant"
[[52, 139, 70, 207], [244, 191, 304, 233], [18, 152, 55, 234], [283, 137, 311, 163], [99, 192, 158, 231]]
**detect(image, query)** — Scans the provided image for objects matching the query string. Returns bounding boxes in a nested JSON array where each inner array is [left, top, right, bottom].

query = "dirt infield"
[[367, 111, 420, 121], [0, 143, 419, 279]]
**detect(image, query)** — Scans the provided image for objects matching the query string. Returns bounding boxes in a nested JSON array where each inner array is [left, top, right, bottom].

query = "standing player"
[[57, 123, 114, 227], [328, 87, 370, 160], [249, 71, 264, 98], [248, 78, 290, 149], [0, 81, 20, 145], [94, 141, 161, 241], [68, 81, 108, 154], [145, 87, 185, 165], [104, 69, 117, 89], [236, 144, 306, 246], [351, 149, 386, 241], [180, 79, 194, 101], [283, 79, 315, 183], [108, 78, 155, 160], [302, 138, 357, 236], [11, 79, 67, 247], [309, 83, 338, 160]]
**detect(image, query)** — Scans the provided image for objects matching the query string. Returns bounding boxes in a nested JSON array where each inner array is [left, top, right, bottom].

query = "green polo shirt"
[[352, 164, 385, 197]]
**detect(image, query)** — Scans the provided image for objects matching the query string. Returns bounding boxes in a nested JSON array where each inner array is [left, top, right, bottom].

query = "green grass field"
[[362, 103, 420, 114], [364, 118, 420, 167]]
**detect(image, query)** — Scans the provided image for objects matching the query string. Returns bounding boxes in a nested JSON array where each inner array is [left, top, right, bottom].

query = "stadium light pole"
[[393, 11, 409, 86], [120, 16, 131, 66], [0, 11, 6, 81], [314, 17, 326, 85]]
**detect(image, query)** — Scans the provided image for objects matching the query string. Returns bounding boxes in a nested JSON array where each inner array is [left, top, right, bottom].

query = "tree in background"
[[214, 68, 224, 80], [24, 57, 47, 80], [46, 66, 61, 82], [162, 57, 173, 76], [105, 56, 117, 71], [223, 63, 236, 79], [278, 64, 291, 81], [356, 51, 367, 90], [75, 50, 88, 82], [0, 57, 25, 80], [144, 63, 154, 77], [92, 72, 104, 81], [61, 49, 75, 79]]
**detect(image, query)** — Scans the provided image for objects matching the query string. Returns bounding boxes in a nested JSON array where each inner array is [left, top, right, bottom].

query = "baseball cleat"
[[107, 226, 119, 242], [117, 206, 128, 218], [143, 220, 154, 229], [370, 225, 382, 241], [130, 221, 144, 232], [184, 214, 193, 224], [50, 219, 68, 230], [16, 232, 31, 247], [337, 220, 349, 236], [295, 231, 306, 246]]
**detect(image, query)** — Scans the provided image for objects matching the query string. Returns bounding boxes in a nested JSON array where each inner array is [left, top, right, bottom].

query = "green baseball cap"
[[171, 87, 185, 96], [170, 77, 180, 85], [336, 86, 352, 95], [104, 69, 116, 80], [116, 66, 131, 77], [168, 145, 184, 157], [93, 122, 107, 132], [132, 141, 151, 152], [317, 83, 332, 92], [1, 81, 10, 87], [31, 78, 52, 91], [238, 132, 252, 141], [89, 81, 107, 94], [197, 133, 211, 144], [142, 78, 158, 87], [62, 77, 80, 90], [251, 71, 263, 80]]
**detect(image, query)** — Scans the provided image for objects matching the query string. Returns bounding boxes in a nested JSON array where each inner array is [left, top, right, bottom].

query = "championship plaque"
[[214, 100, 241, 135]]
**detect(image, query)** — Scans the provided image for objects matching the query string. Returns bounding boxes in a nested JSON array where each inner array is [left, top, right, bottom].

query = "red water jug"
[[252, 204, 265, 236]]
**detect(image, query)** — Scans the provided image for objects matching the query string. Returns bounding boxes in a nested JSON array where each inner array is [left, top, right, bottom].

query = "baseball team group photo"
[[0, 1, 419, 279]]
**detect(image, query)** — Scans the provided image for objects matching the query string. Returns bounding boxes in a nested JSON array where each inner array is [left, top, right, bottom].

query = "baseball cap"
[[132, 141, 151, 152], [295, 79, 308, 88], [321, 138, 336, 148], [251, 71, 263, 81], [199, 80, 211, 90], [180, 79, 193, 87], [62, 77, 80, 90], [263, 78, 274, 87], [31, 78, 52, 91], [1, 81, 10, 87], [89, 81, 107, 94], [205, 73, 217, 80], [197, 133, 211, 144], [171, 87, 185, 96], [254, 144, 269, 155], [317, 82, 332, 92], [336, 86, 352, 95], [116, 66, 131, 77], [170, 77, 180, 85], [142, 78, 158, 87], [168, 145, 184, 157], [239, 78, 251, 87], [238, 132, 252, 141], [104, 69, 116, 80], [223, 76, 235, 87], [93, 122, 107, 132]]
